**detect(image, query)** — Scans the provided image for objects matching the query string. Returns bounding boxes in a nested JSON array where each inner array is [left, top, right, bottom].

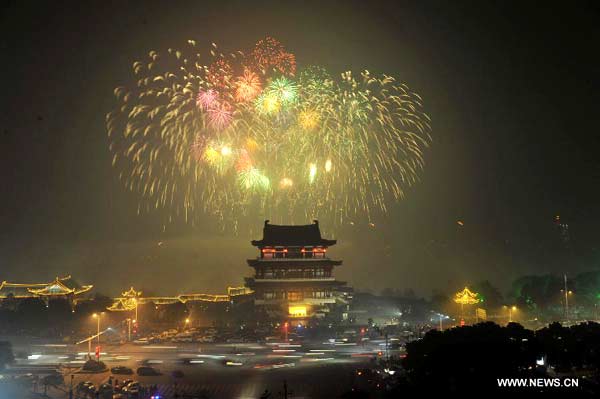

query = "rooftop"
[[251, 220, 336, 247], [0, 276, 93, 298]]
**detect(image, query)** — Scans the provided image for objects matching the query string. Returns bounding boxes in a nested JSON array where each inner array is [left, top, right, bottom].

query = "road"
[[6, 338, 394, 398]]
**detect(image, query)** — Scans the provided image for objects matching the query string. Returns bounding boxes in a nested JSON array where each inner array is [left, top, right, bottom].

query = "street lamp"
[[126, 318, 135, 341], [133, 298, 138, 324], [502, 305, 517, 323], [92, 312, 104, 345], [508, 306, 517, 323], [560, 289, 573, 321], [431, 311, 449, 331]]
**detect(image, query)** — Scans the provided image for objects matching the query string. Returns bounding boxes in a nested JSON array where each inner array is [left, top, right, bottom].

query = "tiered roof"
[[251, 220, 336, 247]]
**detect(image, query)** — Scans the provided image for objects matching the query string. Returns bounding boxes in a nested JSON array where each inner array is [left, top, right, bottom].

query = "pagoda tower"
[[246, 220, 345, 320]]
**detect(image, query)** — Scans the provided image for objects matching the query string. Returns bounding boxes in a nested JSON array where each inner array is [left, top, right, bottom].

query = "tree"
[[473, 280, 504, 310], [402, 322, 540, 393], [573, 271, 600, 308], [536, 322, 573, 372], [16, 298, 47, 330], [510, 274, 562, 315], [536, 321, 600, 372]]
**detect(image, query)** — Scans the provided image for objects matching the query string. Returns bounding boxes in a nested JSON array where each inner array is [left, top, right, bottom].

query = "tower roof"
[[251, 220, 336, 247], [0, 275, 92, 298]]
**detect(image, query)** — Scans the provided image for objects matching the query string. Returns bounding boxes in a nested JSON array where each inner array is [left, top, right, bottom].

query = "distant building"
[[0, 275, 92, 306], [245, 220, 348, 321], [107, 286, 253, 311]]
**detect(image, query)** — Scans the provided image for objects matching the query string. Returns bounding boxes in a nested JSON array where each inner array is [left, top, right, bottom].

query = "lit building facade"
[[0, 276, 93, 305], [246, 220, 347, 320]]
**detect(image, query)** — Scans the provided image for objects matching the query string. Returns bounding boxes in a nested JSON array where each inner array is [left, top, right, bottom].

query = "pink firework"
[[235, 69, 262, 102], [208, 101, 233, 129], [235, 149, 253, 172], [196, 89, 219, 110]]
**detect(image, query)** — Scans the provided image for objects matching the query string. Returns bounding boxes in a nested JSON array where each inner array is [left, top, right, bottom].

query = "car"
[[118, 379, 134, 389], [222, 358, 243, 367], [121, 385, 140, 398], [137, 366, 161, 376], [121, 381, 140, 391], [111, 366, 134, 375], [77, 381, 95, 395], [123, 381, 140, 390]]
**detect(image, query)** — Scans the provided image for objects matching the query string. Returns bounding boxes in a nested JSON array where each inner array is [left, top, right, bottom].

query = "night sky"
[[1, 0, 600, 297]]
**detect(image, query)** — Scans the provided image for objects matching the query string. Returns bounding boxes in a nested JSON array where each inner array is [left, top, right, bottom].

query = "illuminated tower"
[[246, 220, 345, 321]]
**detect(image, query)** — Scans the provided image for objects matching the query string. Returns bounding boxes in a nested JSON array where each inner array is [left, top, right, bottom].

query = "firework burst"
[[235, 69, 262, 102], [208, 101, 233, 129], [107, 37, 431, 230]]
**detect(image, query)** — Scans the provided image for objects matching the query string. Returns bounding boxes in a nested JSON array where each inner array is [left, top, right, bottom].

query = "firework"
[[238, 167, 270, 191], [196, 89, 219, 110], [308, 163, 318, 184], [206, 59, 233, 90], [266, 76, 297, 105], [298, 108, 320, 130], [255, 91, 281, 115], [250, 37, 296, 76], [235, 69, 262, 102], [208, 101, 233, 129], [280, 177, 294, 189], [107, 37, 431, 229], [235, 149, 253, 172]]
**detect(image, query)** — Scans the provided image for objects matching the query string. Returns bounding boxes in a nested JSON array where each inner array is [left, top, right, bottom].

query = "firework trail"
[[107, 37, 431, 230]]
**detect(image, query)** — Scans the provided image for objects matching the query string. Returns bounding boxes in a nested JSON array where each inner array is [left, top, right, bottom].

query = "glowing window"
[[289, 306, 307, 317]]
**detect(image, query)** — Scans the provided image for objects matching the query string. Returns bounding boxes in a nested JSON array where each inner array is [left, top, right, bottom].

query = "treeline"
[[428, 271, 600, 318], [399, 321, 600, 394], [0, 294, 112, 337]]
